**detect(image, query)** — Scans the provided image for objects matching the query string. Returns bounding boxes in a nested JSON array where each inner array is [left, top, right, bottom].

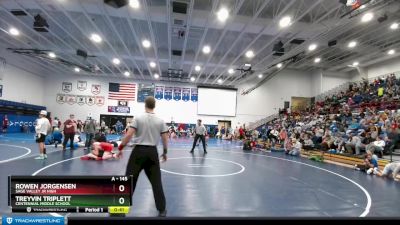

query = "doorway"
[[218, 120, 231, 138], [99, 114, 134, 133]]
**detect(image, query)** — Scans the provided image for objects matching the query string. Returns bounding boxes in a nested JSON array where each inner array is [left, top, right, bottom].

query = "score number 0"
[[118, 185, 126, 205]]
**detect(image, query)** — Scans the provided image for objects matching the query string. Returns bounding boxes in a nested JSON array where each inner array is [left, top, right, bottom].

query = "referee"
[[118, 96, 169, 217], [190, 119, 207, 154]]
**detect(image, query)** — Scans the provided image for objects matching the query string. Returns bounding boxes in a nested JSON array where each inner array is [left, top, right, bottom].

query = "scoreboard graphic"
[[8, 176, 132, 214]]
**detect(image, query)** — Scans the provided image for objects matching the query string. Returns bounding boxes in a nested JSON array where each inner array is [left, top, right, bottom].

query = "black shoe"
[[158, 210, 167, 217], [190, 150, 194, 153], [204, 151, 208, 154]]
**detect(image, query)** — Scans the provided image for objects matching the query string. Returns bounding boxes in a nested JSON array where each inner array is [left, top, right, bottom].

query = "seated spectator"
[[368, 136, 385, 158], [345, 134, 361, 154], [289, 138, 302, 156], [303, 135, 314, 150]]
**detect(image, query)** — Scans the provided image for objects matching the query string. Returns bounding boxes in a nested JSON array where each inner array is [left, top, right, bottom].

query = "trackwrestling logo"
[[2, 216, 64, 225]]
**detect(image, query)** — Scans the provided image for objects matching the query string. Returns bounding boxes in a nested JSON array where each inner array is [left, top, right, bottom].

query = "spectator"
[[84, 117, 96, 150], [62, 114, 77, 151]]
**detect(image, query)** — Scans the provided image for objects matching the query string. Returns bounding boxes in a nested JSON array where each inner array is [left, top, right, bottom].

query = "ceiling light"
[[129, 0, 140, 8], [348, 41, 357, 48], [142, 39, 151, 48], [190, 77, 196, 82], [390, 23, 399, 30], [361, 12, 374, 22], [112, 58, 121, 65], [279, 16, 292, 28], [48, 52, 56, 58], [149, 61, 156, 68], [217, 79, 223, 84], [314, 57, 321, 63], [388, 49, 395, 55], [277, 63, 282, 68], [228, 68, 235, 74], [308, 44, 317, 51], [245, 50, 254, 58], [202, 45, 211, 54], [258, 74, 263, 79], [217, 8, 229, 22], [353, 62, 359, 66], [154, 73, 160, 79], [9, 27, 20, 36], [90, 33, 102, 43], [195, 65, 201, 72], [74, 67, 80, 72], [124, 71, 130, 76]]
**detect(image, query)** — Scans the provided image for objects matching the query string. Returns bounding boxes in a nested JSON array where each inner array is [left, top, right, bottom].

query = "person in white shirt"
[[369, 136, 385, 157], [52, 117, 59, 131], [35, 110, 51, 160], [377, 162, 400, 181], [289, 138, 302, 156], [190, 119, 207, 154]]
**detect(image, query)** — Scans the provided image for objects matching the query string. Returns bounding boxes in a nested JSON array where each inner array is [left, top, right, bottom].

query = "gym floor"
[[0, 133, 399, 217]]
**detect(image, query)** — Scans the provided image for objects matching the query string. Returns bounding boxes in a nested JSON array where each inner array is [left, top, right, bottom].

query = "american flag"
[[108, 83, 136, 101]]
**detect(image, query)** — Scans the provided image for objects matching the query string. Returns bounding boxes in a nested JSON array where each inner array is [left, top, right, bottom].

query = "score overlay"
[[8, 176, 132, 213]]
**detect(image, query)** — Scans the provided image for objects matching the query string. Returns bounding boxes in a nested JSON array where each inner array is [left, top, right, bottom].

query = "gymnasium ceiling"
[[0, 0, 399, 86]]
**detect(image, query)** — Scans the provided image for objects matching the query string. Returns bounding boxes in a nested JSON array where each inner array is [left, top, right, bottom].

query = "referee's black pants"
[[191, 134, 206, 152], [125, 145, 166, 212]]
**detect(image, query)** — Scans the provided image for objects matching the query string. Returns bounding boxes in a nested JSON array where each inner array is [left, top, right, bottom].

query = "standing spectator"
[[100, 120, 106, 133], [2, 114, 9, 133], [84, 117, 96, 150], [35, 110, 51, 160], [52, 117, 59, 131], [63, 114, 77, 150], [220, 126, 226, 139]]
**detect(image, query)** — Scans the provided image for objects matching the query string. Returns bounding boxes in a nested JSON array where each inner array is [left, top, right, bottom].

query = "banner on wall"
[[66, 95, 76, 105], [154, 85, 164, 100], [91, 84, 101, 95], [164, 87, 173, 101], [182, 88, 190, 102], [137, 83, 155, 102], [62, 82, 72, 93], [86, 96, 95, 106], [108, 106, 130, 114], [77, 81, 87, 91], [95, 96, 105, 106], [191, 88, 198, 102], [0, 114, 37, 133], [77, 95, 85, 105], [56, 94, 65, 104], [173, 87, 182, 101]]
